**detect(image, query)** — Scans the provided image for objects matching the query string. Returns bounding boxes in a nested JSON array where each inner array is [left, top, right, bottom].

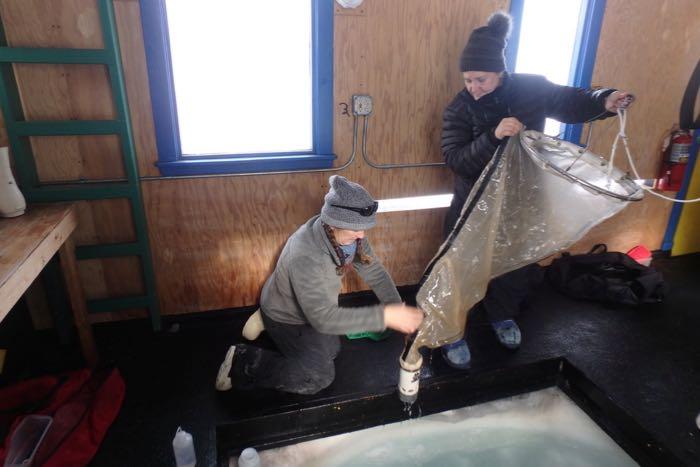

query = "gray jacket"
[[260, 215, 402, 335]]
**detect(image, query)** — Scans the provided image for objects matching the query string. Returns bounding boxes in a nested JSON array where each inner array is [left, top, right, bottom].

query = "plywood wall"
[[138, 0, 506, 315], [0, 0, 148, 321], [570, 0, 700, 255], [1, 0, 697, 319]]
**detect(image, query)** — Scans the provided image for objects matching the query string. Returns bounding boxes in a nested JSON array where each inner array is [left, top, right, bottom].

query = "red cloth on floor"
[[0, 368, 125, 466]]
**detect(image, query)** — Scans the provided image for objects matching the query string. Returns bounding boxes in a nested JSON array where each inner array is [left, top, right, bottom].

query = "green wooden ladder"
[[0, 0, 160, 330]]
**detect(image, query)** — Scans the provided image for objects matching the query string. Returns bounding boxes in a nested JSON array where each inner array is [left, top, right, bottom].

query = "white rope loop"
[[614, 109, 700, 203]]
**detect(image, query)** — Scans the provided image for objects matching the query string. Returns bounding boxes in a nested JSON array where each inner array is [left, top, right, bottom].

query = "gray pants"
[[231, 312, 341, 395]]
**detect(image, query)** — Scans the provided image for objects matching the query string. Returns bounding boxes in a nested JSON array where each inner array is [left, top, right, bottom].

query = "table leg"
[[58, 236, 99, 367]]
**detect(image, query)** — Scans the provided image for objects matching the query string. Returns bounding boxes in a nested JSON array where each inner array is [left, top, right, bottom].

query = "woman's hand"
[[605, 91, 635, 112], [384, 303, 424, 334], [494, 117, 524, 140]]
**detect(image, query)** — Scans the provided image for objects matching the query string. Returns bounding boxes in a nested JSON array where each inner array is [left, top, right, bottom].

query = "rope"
[[612, 109, 700, 203]]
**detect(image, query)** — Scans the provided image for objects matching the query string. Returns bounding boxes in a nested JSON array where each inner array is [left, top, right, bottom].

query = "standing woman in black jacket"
[[440, 11, 633, 369]]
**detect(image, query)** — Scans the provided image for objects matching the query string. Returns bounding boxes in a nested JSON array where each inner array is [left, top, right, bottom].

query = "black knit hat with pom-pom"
[[460, 11, 512, 72]]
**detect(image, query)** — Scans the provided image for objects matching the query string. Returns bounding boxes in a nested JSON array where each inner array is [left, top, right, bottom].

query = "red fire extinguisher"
[[656, 128, 693, 191]]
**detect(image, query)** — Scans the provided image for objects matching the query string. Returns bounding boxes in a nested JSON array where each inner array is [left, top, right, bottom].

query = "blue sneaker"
[[491, 320, 521, 349], [441, 339, 471, 369]]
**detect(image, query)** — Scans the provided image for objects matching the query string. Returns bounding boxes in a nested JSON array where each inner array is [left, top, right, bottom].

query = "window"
[[507, 0, 606, 143], [377, 194, 454, 213], [139, 0, 335, 176]]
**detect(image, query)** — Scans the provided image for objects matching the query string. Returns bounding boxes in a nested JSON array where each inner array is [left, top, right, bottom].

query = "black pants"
[[480, 264, 544, 322], [232, 312, 341, 395]]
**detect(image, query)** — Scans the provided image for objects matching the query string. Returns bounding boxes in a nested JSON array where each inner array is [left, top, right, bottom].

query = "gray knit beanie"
[[320, 175, 377, 230], [460, 11, 512, 72]]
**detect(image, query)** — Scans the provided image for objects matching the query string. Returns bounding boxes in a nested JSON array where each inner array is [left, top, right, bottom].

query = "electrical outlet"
[[352, 95, 373, 116]]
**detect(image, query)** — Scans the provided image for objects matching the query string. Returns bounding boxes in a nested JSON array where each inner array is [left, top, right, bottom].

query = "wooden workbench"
[[0, 203, 98, 367]]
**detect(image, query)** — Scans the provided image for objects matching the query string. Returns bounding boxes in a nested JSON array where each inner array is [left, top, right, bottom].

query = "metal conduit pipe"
[[582, 121, 594, 148], [142, 115, 361, 181], [360, 115, 446, 169]]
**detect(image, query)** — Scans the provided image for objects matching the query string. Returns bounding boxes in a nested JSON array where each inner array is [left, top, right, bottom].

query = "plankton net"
[[401, 130, 644, 371]]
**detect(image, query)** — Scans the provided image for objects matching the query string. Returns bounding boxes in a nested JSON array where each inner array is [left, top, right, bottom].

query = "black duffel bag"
[[547, 244, 666, 306]]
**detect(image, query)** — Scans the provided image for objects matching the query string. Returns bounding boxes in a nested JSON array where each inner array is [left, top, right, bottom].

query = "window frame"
[[507, 0, 607, 144], [139, 0, 335, 176]]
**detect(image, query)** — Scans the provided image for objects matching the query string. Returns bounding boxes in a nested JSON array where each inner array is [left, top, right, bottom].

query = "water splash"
[[403, 401, 422, 419]]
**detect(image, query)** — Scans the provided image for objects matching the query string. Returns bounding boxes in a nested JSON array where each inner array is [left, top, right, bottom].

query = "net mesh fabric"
[[404, 131, 642, 364]]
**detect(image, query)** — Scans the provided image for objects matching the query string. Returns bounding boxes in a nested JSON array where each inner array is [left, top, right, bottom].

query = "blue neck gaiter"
[[340, 241, 357, 262]]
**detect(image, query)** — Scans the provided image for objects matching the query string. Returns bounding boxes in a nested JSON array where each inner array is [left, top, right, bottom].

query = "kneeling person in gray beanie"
[[216, 175, 424, 394]]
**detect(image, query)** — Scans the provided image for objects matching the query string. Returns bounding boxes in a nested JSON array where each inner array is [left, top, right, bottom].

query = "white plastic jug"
[[238, 447, 261, 467], [0, 147, 26, 218], [172, 427, 196, 467]]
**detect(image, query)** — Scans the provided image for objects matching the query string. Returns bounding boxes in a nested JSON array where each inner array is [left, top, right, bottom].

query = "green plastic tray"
[[346, 329, 392, 341]]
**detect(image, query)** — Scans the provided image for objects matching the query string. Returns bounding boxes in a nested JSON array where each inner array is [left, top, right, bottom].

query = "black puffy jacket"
[[441, 72, 616, 237]]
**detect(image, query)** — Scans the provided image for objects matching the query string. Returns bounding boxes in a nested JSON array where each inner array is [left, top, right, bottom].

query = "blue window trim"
[[661, 130, 700, 251], [564, 0, 607, 144], [508, 0, 606, 144], [504, 0, 523, 73], [139, 0, 335, 176]]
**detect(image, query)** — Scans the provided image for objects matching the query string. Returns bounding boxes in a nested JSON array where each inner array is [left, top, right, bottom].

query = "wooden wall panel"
[[140, 0, 504, 314], [0, 0, 102, 49], [71, 198, 136, 245], [79, 256, 143, 300], [572, 0, 700, 254], [363, 2, 495, 167], [332, 0, 506, 200], [1, 0, 698, 318], [142, 175, 328, 313], [14, 63, 114, 120], [142, 177, 449, 314], [0, 0, 140, 321], [32, 135, 125, 182], [113, 0, 160, 178]]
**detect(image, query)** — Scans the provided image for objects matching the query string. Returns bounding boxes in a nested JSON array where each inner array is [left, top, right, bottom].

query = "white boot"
[[0, 147, 26, 218], [242, 309, 265, 341], [215, 345, 236, 391]]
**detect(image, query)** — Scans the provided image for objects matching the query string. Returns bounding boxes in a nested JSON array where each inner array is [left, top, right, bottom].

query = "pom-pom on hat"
[[320, 175, 378, 231], [460, 11, 512, 72]]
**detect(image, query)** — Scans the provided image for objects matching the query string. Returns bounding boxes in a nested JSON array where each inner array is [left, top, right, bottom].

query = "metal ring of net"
[[520, 131, 643, 202]]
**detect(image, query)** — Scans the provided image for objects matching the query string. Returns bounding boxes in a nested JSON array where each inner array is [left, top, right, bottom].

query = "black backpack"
[[547, 244, 666, 306]]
